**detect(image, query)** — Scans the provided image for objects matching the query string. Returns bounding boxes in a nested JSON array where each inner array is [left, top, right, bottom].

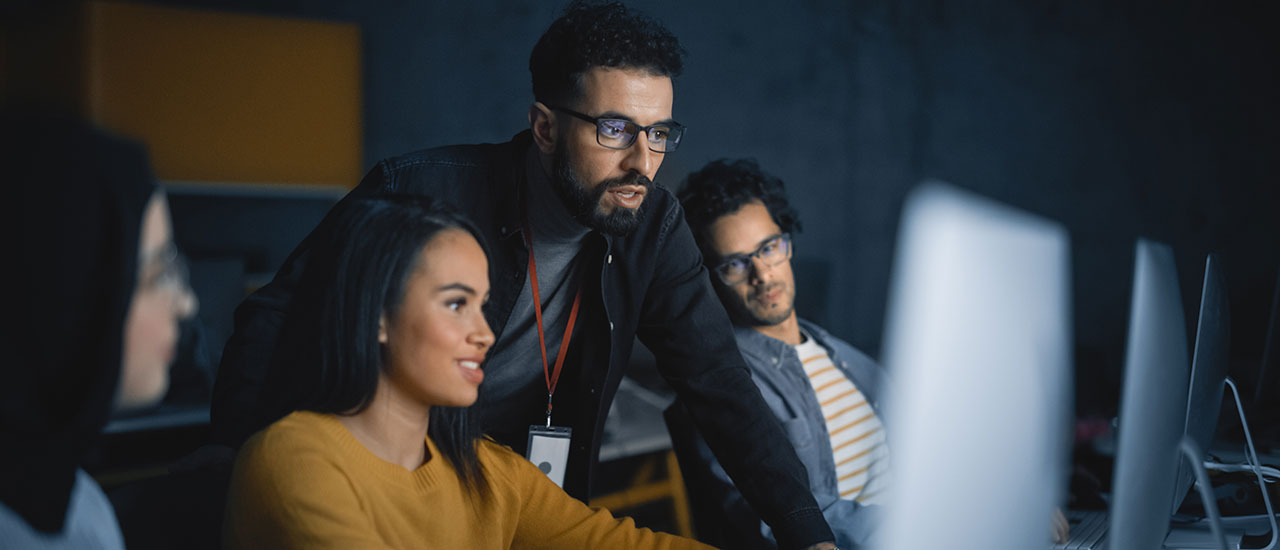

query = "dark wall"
[[855, 2, 1280, 414], [141, 0, 1279, 415]]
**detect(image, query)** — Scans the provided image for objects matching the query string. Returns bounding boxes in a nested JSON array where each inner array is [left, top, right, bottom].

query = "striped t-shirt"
[[795, 334, 889, 505]]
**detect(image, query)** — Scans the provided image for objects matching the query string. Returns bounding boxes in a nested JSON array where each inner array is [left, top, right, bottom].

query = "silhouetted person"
[[1, 115, 196, 547]]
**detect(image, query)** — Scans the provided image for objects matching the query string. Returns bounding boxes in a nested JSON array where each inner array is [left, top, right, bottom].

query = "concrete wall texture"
[[142, 0, 1279, 415]]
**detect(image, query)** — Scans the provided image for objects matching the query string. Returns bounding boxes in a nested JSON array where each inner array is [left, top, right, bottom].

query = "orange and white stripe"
[[796, 337, 889, 505]]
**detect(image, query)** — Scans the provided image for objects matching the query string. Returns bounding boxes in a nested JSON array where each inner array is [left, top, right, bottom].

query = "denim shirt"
[[672, 318, 888, 549]]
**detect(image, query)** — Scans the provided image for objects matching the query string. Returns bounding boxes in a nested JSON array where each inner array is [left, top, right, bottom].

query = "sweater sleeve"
[[485, 443, 713, 550], [222, 428, 394, 550]]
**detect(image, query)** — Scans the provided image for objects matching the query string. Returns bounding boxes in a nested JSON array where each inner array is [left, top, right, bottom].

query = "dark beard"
[[715, 280, 794, 328], [747, 283, 796, 327], [550, 145, 652, 236]]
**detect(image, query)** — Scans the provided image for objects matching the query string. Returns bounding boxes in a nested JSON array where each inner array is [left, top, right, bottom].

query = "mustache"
[[601, 171, 653, 191], [749, 282, 784, 300]]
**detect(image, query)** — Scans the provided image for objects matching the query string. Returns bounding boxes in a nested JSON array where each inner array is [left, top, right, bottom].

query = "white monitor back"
[[876, 182, 1072, 550], [1171, 253, 1229, 516], [1109, 240, 1191, 550]]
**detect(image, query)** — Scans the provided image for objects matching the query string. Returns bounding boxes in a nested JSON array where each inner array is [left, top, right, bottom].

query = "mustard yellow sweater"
[[223, 411, 712, 549]]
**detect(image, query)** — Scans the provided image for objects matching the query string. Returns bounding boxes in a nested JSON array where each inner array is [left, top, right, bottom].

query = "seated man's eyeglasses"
[[550, 106, 686, 153], [712, 233, 792, 285]]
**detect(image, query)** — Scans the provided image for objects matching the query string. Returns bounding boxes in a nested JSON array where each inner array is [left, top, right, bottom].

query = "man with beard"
[[211, 2, 838, 549], [674, 159, 890, 550]]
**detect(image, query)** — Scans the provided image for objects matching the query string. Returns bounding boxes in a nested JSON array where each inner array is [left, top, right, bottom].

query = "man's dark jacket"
[[211, 131, 834, 548]]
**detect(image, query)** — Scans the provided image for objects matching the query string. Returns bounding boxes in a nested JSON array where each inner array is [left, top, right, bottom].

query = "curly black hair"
[[678, 158, 803, 261], [529, 1, 684, 106]]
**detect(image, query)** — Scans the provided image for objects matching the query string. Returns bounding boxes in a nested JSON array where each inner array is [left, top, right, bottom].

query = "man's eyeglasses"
[[550, 106, 686, 153], [712, 233, 792, 285]]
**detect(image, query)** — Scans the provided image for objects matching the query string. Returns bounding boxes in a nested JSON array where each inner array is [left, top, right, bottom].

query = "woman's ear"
[[529, 102, 557, 155], [378, 316, 389, 344]]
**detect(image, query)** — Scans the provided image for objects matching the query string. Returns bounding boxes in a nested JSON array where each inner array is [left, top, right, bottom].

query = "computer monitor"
[[166, 181, 346, 281], [1253, 268, 1280, 442], [1171, 254, 1230, 514], [163, 181, 344, 391], [877, 181, 1072, 550], [1109, 240, 1192, 550]]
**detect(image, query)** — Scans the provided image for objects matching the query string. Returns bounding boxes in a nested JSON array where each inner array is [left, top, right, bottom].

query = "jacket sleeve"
[[684, 429, 880, 550], [807, 500, 882, 550], [209, 167, 386, 448], [635, 203, 835, 549], [665, 401, 776, 549]]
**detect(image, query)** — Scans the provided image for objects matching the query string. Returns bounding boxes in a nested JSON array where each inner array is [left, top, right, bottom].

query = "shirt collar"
[[734, 318, 839, 368], [733, 324, 797, 368]]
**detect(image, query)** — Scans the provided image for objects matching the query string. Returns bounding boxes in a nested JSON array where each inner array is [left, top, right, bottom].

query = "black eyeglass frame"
[[550, 105, 686, 153], [711, 233, 793, 285]]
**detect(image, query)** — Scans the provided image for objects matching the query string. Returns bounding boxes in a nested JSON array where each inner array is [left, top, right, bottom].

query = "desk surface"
[[105, 403, 210, 435], [598, 378, 675, 463]]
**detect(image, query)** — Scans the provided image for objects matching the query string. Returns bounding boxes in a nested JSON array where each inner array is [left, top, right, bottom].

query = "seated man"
[[673, 159, 889, 549]]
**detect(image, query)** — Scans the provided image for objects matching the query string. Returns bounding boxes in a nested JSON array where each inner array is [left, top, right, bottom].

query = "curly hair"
[[530, 1, 684, 106], [678, 159, 803, 260]]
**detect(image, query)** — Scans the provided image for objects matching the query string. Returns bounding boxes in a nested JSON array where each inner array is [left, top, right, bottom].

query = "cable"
[[1218, 515, 1280, 524], [1182, 436, 1229, 550], [1204, 460, 1280, 481], [1226, 377, 1279, 550]]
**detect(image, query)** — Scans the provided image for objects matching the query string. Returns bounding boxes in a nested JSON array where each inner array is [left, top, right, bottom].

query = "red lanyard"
[[523, 222, 583, 426]]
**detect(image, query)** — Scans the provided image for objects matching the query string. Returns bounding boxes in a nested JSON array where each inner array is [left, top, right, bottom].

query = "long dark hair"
[[266, 195, 490, 495]]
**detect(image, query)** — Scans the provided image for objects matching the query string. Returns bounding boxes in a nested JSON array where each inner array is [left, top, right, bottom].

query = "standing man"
[[211, 2, 837, 548], [675, 159, 890, 549]]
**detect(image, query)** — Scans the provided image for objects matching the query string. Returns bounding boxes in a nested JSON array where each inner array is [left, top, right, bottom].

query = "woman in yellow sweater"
[[223, 196, 710, 549]]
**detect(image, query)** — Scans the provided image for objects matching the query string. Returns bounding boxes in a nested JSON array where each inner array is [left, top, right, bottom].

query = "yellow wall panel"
[[84, 2, 361, 186]]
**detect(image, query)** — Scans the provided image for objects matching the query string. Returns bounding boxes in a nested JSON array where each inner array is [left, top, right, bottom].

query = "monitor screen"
[[163, 181, 344, 386]]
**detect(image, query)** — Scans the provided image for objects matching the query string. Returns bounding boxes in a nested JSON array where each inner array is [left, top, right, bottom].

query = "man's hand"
[[802, 543, 838, 550], [1051, 507, 1070, 544]]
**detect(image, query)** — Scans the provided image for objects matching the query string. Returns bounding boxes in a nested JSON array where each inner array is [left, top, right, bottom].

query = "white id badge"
[[526, 425, 572, 488]]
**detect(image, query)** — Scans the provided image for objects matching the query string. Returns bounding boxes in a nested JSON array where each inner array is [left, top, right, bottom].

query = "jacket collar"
[[733, 322, 798, 368], [496, 130, 534, 243], [732, 318, 841, 367]]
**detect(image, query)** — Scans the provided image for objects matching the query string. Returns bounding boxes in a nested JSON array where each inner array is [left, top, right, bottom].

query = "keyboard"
[[1055, 510, 1109, 550]]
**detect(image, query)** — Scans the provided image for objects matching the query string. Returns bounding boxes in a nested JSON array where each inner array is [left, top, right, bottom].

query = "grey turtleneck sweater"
[[478, 147, 592, 432]]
